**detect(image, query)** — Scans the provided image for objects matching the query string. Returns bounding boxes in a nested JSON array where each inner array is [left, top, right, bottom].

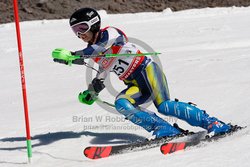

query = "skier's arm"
[[52, 40, 108, 65], [52, 28, 126, 64], [52, 48, 84, 65], [88, 78, 105, 94], [78, 78, 105, 105], [78, 66, 107, 105]]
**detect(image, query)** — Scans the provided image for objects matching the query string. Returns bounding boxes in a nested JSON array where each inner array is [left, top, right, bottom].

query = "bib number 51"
[[113, 59, 129, 76]]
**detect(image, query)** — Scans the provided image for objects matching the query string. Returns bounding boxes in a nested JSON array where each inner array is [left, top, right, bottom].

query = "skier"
[[52, 8, 232, 138]]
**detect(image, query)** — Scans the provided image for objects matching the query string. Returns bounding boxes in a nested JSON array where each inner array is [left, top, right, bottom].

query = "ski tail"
[[160, 142, 186, 155], [84, 146, 112, 159], [160, 140, 200, 155]]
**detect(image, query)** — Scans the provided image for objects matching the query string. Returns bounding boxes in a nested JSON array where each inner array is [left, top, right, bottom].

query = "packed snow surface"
[[1, 7, 250, 167]]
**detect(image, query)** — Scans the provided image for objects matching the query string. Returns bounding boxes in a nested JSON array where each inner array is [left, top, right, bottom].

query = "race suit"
[[73, 26, 231, 138]]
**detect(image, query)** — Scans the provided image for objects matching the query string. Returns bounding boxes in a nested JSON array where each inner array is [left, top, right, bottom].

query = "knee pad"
[[115, 98, 138, 117]]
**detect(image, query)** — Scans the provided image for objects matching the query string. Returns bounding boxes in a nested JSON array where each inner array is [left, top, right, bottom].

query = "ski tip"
[[84, 146, 112, 160]]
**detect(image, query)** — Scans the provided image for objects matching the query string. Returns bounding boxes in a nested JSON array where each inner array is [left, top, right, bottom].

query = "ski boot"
[[205, 118, 231, 137], [152, 123, 181, 139]]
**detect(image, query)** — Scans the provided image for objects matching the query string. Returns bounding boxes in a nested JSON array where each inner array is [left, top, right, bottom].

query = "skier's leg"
[[115, 98, 180, 138], [158, 100, 231, 135], [115, 84, 180, 138], [116, 82, 150, 107], [142, 62, 231, 135], [140, 62, 170, 108]]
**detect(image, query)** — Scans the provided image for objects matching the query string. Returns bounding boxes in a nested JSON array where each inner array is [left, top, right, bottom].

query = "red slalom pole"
[[13, 0, 32, 162]]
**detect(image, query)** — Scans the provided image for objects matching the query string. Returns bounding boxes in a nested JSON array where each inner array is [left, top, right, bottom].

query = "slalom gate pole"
[[13, 0, 32, 163]]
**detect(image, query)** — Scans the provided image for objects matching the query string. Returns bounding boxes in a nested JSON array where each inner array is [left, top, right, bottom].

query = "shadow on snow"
[[0, 131, 146, 151]]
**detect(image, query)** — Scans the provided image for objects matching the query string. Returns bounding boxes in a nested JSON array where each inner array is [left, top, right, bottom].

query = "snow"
[[1, 7, 250, 167]]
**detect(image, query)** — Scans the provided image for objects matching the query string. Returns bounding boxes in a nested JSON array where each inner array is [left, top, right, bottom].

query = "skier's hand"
[[52, 48, 80, 66], [88, 78, 105, 93], [78, 90, 98, 105], [53, 58, 69, 65]]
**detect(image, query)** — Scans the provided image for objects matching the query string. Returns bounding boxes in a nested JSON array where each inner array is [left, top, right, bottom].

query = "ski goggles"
[[71, 16, 100, 38]]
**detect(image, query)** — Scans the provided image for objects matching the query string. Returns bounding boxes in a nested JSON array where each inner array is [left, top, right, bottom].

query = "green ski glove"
[[78, 90, 98, 105], [52, 48, 80, 66]]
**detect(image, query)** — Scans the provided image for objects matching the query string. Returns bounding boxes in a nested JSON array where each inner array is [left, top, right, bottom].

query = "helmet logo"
[[70, 17, 77, 23], [89, 16, 99, 25], [86, 11, 94, 17]]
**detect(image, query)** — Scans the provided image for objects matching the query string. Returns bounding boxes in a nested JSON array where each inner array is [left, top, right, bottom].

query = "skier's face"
[[78, 31, 93, 43]]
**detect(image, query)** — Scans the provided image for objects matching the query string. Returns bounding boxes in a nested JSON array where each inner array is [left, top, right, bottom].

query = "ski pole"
[[96, 97, 153, 113], [76, 52, 161, 59], [52, 48, 161, 62], [96, 98, 116, 108], [105, 52, 161, 57]]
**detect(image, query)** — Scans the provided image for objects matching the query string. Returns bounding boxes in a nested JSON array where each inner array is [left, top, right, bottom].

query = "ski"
[[83, 130, 207, 160], [160, 124, 245, 155]]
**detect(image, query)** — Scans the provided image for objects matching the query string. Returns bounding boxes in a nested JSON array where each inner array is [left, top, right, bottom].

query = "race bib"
[[111, 56, 144, 80]]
